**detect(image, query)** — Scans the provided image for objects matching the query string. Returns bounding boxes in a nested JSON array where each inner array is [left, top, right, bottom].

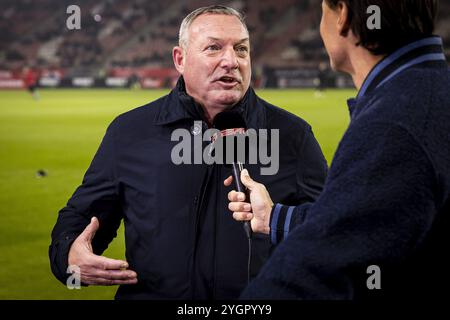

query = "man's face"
[[174, 14, 251, 111], [320, 0, 346, 71]]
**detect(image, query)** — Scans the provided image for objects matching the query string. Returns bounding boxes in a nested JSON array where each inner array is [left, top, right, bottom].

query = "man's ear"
[[337, 1, 351, 37], [173, 46, 185, 74]]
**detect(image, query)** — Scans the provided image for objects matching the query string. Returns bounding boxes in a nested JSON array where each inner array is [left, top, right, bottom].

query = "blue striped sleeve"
[[269, 203, 301, 245]]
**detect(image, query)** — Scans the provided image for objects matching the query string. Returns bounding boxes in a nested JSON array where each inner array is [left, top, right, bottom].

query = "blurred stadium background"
[[0, 0, 449, 299]]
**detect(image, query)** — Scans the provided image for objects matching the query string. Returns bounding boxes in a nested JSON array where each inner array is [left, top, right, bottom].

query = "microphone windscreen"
[[213, 110, 247, 131], [210, 111, 249, 165]]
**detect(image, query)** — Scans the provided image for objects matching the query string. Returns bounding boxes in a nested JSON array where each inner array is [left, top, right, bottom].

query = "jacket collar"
[[153, 77, 204, 125], [154, 76, 266, 130], [347, 36, 447, 117]]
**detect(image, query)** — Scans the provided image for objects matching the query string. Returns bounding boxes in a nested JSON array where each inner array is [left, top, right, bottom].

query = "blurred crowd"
[[1, 0, 449, 77]]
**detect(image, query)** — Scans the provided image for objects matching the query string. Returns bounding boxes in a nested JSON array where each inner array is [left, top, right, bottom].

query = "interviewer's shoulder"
[[367, 67, 450, 126]]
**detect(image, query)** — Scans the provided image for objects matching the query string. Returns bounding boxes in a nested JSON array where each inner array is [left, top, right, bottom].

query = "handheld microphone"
[[213, 110, 252, 240]]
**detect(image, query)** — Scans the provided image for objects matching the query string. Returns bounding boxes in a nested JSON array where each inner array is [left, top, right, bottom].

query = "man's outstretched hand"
[[224, 169, 274, 235], [68, 217, 138, 286]]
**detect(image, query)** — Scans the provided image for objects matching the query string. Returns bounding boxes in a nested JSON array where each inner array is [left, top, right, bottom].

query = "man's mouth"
[[215, 76, 240, 86]]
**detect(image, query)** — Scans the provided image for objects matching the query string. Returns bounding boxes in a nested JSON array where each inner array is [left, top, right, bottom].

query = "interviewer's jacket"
[[49, 77, 327, 299], [242, 36, 450, 300]]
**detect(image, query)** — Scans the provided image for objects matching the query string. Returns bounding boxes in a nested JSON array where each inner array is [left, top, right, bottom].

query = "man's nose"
[[220, 47, 239, 70]]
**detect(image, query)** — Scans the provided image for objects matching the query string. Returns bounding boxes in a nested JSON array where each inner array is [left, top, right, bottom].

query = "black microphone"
[[213, 110, 252, 239]]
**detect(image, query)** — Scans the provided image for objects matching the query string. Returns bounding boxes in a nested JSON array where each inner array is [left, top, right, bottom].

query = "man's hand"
[[68, 217, 138, 286], [224, 169, 274, 235]]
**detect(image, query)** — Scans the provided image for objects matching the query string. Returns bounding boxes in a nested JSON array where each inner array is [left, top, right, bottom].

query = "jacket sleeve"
[[49, 120, 123, 285], [242, 121, 438, 299]]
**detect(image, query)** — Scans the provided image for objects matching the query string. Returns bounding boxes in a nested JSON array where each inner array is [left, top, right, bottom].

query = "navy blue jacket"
[[49, 77, 327, 299], [242, 36, 450, 300]]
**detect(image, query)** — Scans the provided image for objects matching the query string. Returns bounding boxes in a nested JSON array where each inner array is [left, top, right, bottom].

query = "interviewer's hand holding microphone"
[[224, 169, 274, 235], [214, 110, 273, 236], [68, 217, 138, 286]]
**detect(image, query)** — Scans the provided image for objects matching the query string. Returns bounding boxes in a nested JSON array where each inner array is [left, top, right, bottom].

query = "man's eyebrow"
[[236, 38, 250, 44], [206, 37, 250, 43]]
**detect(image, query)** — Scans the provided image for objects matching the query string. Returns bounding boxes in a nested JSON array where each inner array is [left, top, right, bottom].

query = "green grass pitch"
[[0, 88, 354, 299]]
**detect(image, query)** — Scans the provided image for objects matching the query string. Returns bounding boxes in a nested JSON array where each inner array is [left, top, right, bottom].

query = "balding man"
[[49, 5, 327, 299]]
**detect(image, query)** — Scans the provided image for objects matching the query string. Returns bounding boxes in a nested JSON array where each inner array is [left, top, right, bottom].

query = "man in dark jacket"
[[49, 5, 327, 299], [228, 0, 450, 299]]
